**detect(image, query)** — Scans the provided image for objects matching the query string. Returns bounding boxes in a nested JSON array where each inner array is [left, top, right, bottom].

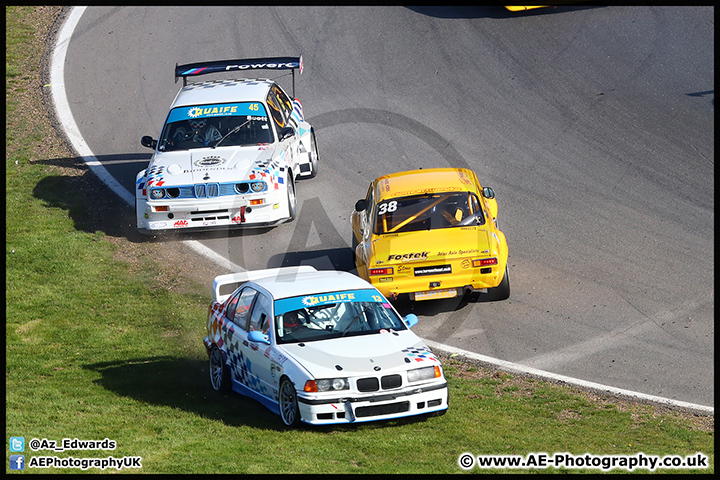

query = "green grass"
[[6, 5, 714, 474]]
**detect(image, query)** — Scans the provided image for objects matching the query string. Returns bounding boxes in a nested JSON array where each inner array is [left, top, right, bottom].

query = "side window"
[[266, 90, 286, 131], [272, 85, 294, 120], [233, 288, 258, 331], [469, 194, 486, 225], [224, 293, 240, 321], [249, 293, 272, 333]]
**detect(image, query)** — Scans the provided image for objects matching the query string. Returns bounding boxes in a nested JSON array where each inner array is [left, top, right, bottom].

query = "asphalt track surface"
[[54, 6, 713, 409]]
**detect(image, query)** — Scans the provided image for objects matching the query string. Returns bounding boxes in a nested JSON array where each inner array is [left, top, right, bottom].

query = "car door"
[[245, 291, 276, 400], [225, 286, 259, 393]]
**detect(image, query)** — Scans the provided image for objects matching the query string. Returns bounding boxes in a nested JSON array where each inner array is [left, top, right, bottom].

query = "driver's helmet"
[[189, 118, 207, 130], [283, 311, 300, 332]]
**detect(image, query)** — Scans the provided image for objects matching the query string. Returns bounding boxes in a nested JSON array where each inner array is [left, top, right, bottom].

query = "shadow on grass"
[[31, 155, 146, 242], [82, 355, 443, 432]]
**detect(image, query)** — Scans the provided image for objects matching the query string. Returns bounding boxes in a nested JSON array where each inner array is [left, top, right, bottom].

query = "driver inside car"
[[172, 118, 222, 146], [282, 310, 301, 334]]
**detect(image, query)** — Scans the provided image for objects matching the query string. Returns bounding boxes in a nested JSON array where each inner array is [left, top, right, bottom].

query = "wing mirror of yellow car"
[[355, 199, 368, 212], [482, 187, 495, 199]]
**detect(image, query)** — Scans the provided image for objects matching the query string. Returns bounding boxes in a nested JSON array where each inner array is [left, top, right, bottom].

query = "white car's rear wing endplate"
[[212, 265, 317, 304]]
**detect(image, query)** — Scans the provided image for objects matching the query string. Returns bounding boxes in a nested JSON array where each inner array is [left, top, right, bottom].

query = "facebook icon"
[[10, 455, 25, 470]]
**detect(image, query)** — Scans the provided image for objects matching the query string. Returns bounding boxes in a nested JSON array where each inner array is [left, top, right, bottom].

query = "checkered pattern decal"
[[402, 345, 438, 363], [250, 156, 285, 190], [137, 165, 166, 191], [208, 308, 271, 398]]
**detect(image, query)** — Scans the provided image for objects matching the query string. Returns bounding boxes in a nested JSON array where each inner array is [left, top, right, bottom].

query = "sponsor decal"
[[391, 186, 463, 197], [173, 220, 189, 228], [225, 61, 298, 71], [167, 102, 267, 123], [188, 105, 238, 118], [274, 289, 385, 315], [302, 292, 356, 307], [387, 252, 429, 262], [194, 156, 226, 168], [437, 248, 480, 256], [414, 265, 452, 276]]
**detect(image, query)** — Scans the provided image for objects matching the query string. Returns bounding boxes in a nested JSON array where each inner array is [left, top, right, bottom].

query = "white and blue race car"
[[203, 266, 449, 426], [136, 56, 318, 234]]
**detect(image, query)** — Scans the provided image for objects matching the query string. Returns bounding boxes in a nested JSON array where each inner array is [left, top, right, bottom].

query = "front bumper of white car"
[[136, 189, 291, 234], [297, 381, 448, 425]]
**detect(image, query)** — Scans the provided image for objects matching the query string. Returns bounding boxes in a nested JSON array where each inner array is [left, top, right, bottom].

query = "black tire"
[[209, 347, 231, 393], [286, 177, 297, 222], [278, 377, 301, 427], [306, 129, 318, 178], [486, 266, 510, 301]]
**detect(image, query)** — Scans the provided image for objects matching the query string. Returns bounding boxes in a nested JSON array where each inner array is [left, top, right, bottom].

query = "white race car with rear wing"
[[136, 56, 318, 234]]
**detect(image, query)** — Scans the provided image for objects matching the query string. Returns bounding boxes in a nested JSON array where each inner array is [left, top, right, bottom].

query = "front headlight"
[[250, 181, 266, 192], [407, 366, 441, 383], [150, 188, 165, 199], [304, 378, 349, 392]]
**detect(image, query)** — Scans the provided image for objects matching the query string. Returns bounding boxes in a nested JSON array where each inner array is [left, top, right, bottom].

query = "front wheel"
[[278, 377, 301, 427], [209, 347, 231, 393]]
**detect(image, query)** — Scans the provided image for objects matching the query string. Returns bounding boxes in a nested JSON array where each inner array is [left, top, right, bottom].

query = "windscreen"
[[158, 102, 271, 151], [274, 289, 407, 344], [374, 192, 485, 234]]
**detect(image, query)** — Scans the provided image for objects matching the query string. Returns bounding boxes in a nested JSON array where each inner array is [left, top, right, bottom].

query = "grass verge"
[[5, 5, 713, 474]]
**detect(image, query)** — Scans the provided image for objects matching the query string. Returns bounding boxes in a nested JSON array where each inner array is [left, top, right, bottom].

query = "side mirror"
[[355, 199, 367, 212], [248, 330, 270, 345], [278, 127, 294, 141], [141, 136, 157, 149], [404, 313, 419, 329], [482, 187, 495, 199]]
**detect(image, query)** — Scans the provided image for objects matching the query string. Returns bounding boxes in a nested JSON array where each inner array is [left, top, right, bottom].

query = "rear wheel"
[[486, 266, 510, 301], [278, 377, 300, 427]]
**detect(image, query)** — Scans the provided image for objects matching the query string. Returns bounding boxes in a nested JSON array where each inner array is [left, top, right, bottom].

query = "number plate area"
[[413, 288, 458, 301]]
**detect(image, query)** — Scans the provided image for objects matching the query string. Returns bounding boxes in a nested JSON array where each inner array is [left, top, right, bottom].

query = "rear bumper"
[[367, 263, 506, 299]]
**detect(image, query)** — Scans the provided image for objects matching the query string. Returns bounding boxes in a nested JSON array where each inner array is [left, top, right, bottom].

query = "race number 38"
[[377, 201, 397, 215]]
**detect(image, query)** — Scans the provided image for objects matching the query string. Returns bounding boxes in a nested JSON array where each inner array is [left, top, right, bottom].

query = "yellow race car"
[[351, 168, 510, 302]]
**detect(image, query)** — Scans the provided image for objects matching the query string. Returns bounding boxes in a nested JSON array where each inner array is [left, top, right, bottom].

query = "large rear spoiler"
[[212, 265, 317, 304], [175, 55, 304, 95]]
